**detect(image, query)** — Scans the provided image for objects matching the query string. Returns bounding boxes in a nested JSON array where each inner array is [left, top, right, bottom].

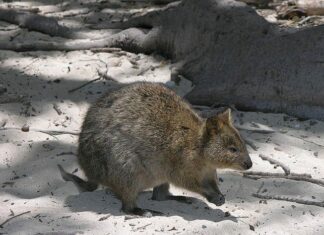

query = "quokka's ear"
[[206, 108, 232, 130], [217, 108, 232, 124]]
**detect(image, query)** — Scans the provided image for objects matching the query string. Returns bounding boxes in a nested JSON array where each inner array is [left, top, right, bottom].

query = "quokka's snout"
[[241, 155, 253, 170]]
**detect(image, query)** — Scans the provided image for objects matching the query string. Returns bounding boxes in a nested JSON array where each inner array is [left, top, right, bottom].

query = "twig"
[[244, 138, 258, 151], [124, 215, 141, 220], [237, 127, 275, 134], [137, 65, 155, 76], [4, 6, 40, 13], [298, 16, 321, 25], [0, 119, 7, 128], [0, 127, 79, 136], [56, 151, 76, 156], [9, 209, 14, 216], [244, 171, 311, 178], [289, 134, 324, 148], [69, 61, 110, 93], [0, 211, 31, 228], [98, 214, 111, 221], [36, 129, 79, 136], [21, 58, 39, 70], [259, 154, 290, 175], [252, 193, 324, 208], [54, 8, 91, 18], [133, 223, 152, 232], [243, 172, 324, 187], [121, 0, 177, 3], [68, 77, 101, 93], [53, 103, 62, 115], [90, 47, 122, 53], [256, 182, 264, 194]]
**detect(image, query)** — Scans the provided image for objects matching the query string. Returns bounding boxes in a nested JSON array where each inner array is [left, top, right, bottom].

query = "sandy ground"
[[1, 1, 324, 235]]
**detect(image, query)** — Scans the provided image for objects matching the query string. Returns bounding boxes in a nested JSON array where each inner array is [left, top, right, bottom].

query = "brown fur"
[[59, 82, 252, 216]]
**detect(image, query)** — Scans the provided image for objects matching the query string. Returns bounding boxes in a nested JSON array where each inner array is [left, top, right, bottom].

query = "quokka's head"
[[202, 108, 252, 170]]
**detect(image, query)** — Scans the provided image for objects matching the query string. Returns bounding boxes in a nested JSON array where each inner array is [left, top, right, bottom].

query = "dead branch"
[[0, 127, 79, 136], [98, 214, 111, 221], [133, 223, 153, 232], [246, 154, 324, 206], [298, 16, 322, 25], [243, 172, 324, 187], [28, 129, 79, 136], [259, 154, 290, 175], [0, 28, 154, 53], [53, 103, 63, 115], [90, 47, 122, 53], [68, 62, 110, 93], [244, 171, 312, 178], [256, 181, 264, 194], [0, 211, 31, 228], [124, 215, 142, 220], [56, 151, 76, 156], [244, 138, 259, 151], [121, 0, 177, 4], [92, 1, 181, 30], [0, 9, 74, 38], [0, 119, 7, 128], [289, 134, 324, 148], [296, 0, 324, 15], [68, 77, 101, 93], [237, 127, 276, 134], [51, 8, 91, 18], [252, 193, 324, 207]]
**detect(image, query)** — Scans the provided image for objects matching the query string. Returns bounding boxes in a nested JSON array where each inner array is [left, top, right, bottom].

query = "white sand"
[[0, 1, 324, 232]]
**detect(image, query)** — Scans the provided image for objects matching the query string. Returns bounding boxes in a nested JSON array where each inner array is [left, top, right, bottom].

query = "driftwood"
[[253, 194, 324, 207], [121, 0, 177, 3], [0, 211, 31, 228], [0, 27, 151, 53], [0, 127, 79, 136], [244, 172, 324, 187], [259, 154, 290, 175], [0, 9, 74, 38], [244, 154, 324, 208], [244, 138, 259, 151], [243, 154, 324, 187], [296, 0, 324, 15]]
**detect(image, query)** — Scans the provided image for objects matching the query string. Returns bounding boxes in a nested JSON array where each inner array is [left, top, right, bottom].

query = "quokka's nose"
[[243, 157, 253, 169]]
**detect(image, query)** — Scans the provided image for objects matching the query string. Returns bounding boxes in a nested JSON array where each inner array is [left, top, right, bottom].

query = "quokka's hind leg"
[[120, 192, 163, 217], [152, 183, 192, 204]]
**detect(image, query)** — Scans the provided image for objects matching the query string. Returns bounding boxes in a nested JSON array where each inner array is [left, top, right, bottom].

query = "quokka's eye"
[[228, 146, 238, 153]]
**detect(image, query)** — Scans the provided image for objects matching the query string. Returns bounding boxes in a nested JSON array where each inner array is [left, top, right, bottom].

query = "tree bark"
[[145, 0, 324, 120], [102, 0, 324, 120]]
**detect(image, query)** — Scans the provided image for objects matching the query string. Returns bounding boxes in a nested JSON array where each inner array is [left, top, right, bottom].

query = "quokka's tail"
[[57, 164, 98, 192]]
